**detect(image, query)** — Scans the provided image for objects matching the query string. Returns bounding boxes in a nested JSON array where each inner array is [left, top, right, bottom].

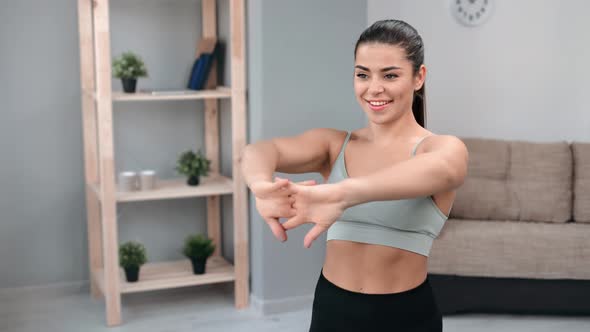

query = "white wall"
[[368, 0, 589, 142]]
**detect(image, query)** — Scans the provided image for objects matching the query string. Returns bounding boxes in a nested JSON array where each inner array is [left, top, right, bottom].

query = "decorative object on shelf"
[[118, 171, 138, 191], [450, 0, 493, 27], [139, 170, 157, 190], [112, 51, 148, 93], [188, 38, 218, 90], [175, 150, 211, 186], [182, 234, 215, 274], [119, 241, 147, 282]]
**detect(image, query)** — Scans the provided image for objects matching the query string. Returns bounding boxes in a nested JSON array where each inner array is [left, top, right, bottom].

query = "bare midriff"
[[322, 239, 428, 294]]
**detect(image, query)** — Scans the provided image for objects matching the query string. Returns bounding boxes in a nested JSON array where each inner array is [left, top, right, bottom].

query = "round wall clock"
[[451, 0, 494, 27]]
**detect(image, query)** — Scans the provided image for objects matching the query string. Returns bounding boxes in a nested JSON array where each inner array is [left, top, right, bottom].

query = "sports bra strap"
[[338, 131, 352, 157], [411, 135, 433, 156]]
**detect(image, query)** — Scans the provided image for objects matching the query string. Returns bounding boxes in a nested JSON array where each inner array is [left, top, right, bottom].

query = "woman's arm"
[[239, 128, 338, 243], [339, 135, 468, 208], [240, 127, 338, 185]]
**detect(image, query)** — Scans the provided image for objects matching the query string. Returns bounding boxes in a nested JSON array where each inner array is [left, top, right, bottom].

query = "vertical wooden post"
[[92, 0, 121, 326], [230, 0, 249, 309], [77, 0, 103, 300], [202, 0, 222, 258]]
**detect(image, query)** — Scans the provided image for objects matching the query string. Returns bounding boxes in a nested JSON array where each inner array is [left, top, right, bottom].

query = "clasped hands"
[[250, 177, 347, 248]]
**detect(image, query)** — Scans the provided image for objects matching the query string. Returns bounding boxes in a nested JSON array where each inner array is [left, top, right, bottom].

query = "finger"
[[296, 180, 316, 186], [263, 217, 287, 242], [275, 205, 297, 218], [304, 224, 328, 249], [269, 177, 290, 192], [276, 186, 297, 197], [282, 214, 306, 231]]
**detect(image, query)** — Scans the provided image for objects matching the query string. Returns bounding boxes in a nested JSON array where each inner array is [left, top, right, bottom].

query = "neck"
[[365, 110, 423, 146]]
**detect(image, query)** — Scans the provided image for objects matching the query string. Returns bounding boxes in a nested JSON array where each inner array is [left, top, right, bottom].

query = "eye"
[[384, 73, 398, 80], [356, 72, 368, 79]]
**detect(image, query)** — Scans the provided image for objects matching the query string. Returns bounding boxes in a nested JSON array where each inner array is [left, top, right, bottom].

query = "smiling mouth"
[[367, 100, 392, 106]]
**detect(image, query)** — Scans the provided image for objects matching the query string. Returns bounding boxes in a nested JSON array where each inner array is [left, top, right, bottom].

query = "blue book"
[[195, 53, 213, 90], [187, 56, 204, 90]]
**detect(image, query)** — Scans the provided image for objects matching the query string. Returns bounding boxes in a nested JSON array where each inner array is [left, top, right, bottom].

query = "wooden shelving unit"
[[77, 0, 249, 326]]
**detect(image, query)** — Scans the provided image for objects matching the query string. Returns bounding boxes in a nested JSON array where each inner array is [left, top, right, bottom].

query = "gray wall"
[[1, 0, 88, 288], [368, 0, 590, 142], [247, 0, 366, 313], [0, 0, 367, 315]]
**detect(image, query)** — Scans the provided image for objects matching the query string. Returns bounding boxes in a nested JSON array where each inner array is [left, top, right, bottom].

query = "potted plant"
[[119, 241, 147, 282], [112, 51, 148, 93], [182, 234, 215, 274], [175, 150, 211, 186]]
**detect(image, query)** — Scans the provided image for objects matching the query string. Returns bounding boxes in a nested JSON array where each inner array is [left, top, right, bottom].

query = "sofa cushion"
[[573, 142, 590, 223], [450, 138, 572, 223], [428, 219, 590, 279]]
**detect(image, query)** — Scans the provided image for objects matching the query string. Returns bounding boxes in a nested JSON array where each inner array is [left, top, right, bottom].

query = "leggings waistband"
[[318, 269, 431, 298]]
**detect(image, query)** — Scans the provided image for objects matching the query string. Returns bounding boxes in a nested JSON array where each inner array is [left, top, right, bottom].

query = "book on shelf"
[[188, 37, 218, 91]]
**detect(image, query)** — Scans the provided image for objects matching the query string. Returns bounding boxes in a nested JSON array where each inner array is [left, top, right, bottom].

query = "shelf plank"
[[118, 174, 233, 202], [88, 174, 233, 203], [112, 86, 232, 102], [120, 256, 235, 293]]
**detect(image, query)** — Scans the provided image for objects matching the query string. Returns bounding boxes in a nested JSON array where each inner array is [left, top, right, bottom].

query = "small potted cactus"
[[119, 241, 147, 282]]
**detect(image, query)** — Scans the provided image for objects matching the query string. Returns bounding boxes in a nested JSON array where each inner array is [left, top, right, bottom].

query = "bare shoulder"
[[270, 127, 348, 176], [311, 127, 349, 156], [302, 127, 347, 141], [299, 127, 349, 149], [419, 134, 468, 156], [419, 135, 469, 180]]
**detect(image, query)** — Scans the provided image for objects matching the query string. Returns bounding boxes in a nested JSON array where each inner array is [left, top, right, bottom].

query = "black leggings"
[[309, 269, 443, 332]]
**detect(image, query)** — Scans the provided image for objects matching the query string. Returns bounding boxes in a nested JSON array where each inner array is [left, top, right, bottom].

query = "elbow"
[[442, 158, 467, 190]]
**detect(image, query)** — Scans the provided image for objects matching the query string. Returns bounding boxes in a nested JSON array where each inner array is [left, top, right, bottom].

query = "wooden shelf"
[[88, 174, 234, 203], [113, 87, 232, 101], [82, 87, 232, 102], [120, 256, 235, 293], [79, 0, 248, 325], [92, 256, 235, 295]]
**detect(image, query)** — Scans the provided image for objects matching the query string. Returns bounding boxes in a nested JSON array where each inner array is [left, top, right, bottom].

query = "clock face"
[[451, 0, 493, 27]]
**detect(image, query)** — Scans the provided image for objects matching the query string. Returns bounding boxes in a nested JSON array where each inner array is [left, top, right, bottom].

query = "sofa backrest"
[[573, 142, 590, 223], [450, 138, 572, 223]]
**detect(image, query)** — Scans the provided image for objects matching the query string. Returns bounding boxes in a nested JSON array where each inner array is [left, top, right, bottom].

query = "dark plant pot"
[[190, 257, 207, 274], [121, 78, 137, 93], [124, 266, 140, 282], [187, 175, 200, 186]]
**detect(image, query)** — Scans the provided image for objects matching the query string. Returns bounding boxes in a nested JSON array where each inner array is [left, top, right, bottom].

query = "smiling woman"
[[240, 19, 468, 332]]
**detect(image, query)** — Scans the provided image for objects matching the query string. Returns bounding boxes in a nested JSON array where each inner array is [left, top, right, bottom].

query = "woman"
[[240, 20, 468, 331]]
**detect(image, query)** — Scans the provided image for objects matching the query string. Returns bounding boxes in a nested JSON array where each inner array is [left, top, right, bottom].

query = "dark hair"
[[354, 20, 427, 128]]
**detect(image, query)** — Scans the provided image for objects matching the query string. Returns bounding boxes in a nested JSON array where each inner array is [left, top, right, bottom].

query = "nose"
[[367, 79, 385, 95]]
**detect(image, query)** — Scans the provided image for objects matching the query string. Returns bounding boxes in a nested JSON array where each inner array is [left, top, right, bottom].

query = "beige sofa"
[[426, 138, 590, 315]]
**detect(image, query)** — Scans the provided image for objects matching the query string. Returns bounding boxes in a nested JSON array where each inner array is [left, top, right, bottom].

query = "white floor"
[[1, 282, 589, 332]]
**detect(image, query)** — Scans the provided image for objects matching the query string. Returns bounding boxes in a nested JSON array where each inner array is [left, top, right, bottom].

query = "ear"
[[414, 64, 426, 91]]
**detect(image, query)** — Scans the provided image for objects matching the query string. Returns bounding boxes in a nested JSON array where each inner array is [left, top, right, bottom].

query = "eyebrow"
[[355, 65, 401, 72]]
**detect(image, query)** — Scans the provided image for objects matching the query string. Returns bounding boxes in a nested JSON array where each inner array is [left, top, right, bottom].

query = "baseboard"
[[0, 280, 89, 297], [250, 292, 314, 316]]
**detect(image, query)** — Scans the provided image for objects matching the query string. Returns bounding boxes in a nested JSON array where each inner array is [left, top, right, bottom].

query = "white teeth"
[[369, 101, 390, 106]]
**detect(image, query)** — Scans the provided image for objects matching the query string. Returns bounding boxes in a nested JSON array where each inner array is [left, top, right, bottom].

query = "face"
[[354, 43, 425, 125]]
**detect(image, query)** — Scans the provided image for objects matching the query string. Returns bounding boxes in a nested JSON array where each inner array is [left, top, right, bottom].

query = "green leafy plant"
[[175, 150, 211, 178], [182, 234, 215, 260], [112, 51, 148, 79], [119, 241, 147, 269]]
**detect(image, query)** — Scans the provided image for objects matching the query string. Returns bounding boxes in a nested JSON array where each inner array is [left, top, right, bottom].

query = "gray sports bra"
[[325, 131, 448, 257]]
